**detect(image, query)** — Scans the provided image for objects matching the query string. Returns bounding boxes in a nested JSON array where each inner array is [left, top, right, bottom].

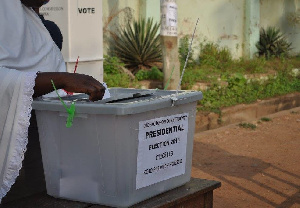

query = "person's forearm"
[[33, 72, 67, 97], [33, 72, 106, 101]]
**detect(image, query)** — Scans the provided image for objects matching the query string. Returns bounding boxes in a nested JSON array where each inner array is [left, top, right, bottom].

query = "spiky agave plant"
[[256, 27, 292, 59], [111, 18, 162, 73]]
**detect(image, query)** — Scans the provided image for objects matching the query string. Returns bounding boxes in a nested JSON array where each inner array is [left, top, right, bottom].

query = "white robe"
[[0, 0, 66, 202]]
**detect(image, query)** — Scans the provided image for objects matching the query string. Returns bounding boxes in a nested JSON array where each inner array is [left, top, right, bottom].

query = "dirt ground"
[[192, 107, 300, 208]]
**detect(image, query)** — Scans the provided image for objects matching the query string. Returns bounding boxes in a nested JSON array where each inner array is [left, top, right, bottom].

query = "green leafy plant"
[[256, 27, 292, 59], [199, 42, 232, 70], [111, 18, 162, 73], [181, 68, 213, 90], [103, 55, 125, 74], [234, 57, 267, 74], [198, 71, 300, 111], [103, 56, 133, 88], [179, 35, 194, 66], [261, 117, 272, 122], [238, 123, 257, 130], [135, 66, 163, 81]]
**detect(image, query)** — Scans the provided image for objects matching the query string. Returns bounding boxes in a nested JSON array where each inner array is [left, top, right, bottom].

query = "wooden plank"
[[0, 193, 89, 208], [90, 178, 221, 208], [0, 178, 221, 208]]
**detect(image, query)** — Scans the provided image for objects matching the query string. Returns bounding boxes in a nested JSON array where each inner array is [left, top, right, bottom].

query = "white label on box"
[[136, 113, 189, 189]]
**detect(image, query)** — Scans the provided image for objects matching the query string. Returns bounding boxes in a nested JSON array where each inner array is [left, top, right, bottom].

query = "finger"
[[65, 83, 95, 96], [82, 84, 98, 97], [90, 79, 106, 93], [88, 84, 105, 101], [90, 90, 105, 101], [86, 76, 105, 89], [89, 94, 101, 102], [93, 86, 105, 101]]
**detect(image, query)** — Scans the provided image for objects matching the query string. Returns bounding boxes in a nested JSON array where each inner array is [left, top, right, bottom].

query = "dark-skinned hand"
[[34, 72, 106, 101]]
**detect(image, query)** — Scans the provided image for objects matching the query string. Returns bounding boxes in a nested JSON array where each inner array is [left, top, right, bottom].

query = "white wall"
[[176, 0, 245, 59], [102, 0, 300, 58], [41, 0, 104, 81], [260, 0, 300, 55]]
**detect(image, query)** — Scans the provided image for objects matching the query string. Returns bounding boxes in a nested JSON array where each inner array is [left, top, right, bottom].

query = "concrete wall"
[[260, 0, 300, 55], [102, 0, 300, 58], [177, 0, 245, 59], [102, 0, 140, 53]]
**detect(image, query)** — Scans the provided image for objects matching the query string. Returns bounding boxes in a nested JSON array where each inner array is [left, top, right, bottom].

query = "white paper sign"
[[136, 113, 189, 189], [160, 0, 178, 36]]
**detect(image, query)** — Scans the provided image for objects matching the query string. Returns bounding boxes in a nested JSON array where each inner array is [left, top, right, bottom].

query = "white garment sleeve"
[[0, 67, 37, 203], [0, 1, 68, 202]]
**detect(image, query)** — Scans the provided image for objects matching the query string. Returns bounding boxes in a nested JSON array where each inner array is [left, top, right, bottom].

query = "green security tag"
[[65, 102, 75, 128], [51, 80, 76, 128]]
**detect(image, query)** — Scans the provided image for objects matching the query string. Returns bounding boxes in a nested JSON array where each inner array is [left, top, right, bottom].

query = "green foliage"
[[198, 71, 300, 111], [261, 117, 272, 122], [111, 18, 162, 72], [104, 73, 132, 88], [179, 35, 194, 66], [238, 123, 257, 130], [181, 68, 214, 90], [135, 67, 164, 81], [103, 56, 132, 88], [103, 55, 124, 74], [105, 33, 299, 115], [199, 42, 232, 70], [233, 57, 267, 74], [180, 43, 269, 90], [256, 27, 292, 59], [180, 40, 299, 112]]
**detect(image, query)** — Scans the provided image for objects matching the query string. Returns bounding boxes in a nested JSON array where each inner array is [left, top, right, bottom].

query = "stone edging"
[[195, 92, 300, 132]]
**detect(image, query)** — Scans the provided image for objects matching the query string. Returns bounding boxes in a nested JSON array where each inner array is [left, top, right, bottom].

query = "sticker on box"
[[136, 113, 189, 189]]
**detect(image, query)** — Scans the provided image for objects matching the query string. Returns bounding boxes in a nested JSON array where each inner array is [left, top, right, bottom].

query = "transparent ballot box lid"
[[33, 88, 203, 115]]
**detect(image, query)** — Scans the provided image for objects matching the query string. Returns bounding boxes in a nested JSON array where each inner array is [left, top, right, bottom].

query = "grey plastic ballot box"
[[32, 88, 203, 207]]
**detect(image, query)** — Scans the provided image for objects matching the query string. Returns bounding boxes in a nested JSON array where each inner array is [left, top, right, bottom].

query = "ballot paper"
[[102, 82, 111, 99], [43, 82, 111, 100]]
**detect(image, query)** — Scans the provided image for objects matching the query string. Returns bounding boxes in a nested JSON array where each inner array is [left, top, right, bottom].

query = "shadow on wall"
[[211, 1, 242, 59], [282, 0, 300, 54], [192, 141, 300, 208]]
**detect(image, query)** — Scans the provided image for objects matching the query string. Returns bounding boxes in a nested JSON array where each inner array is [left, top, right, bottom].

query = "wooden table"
[[0, 178, 221, 208]]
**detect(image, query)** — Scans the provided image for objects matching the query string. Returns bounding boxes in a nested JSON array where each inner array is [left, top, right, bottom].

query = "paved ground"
[[192, 107, 300, 208]]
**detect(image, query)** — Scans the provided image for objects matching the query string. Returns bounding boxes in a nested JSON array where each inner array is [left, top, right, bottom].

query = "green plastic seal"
[[51, 80, 76, 128]]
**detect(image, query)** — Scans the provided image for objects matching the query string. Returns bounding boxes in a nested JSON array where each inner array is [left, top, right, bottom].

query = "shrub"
[[239, 123, 257, 130], [256, 27, 292, 59], [103, 55, 124, 74], [261, 117, 272, 122], [234, 57, 267, 74], [199, 42, 232, 70], [103, 56, 132, 88], [110, 18, 162, 73], [179, 35, 194, 66], [135, 67, 163, 81], [104, 73, 132, 88], [198, 71, 300, 111]]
